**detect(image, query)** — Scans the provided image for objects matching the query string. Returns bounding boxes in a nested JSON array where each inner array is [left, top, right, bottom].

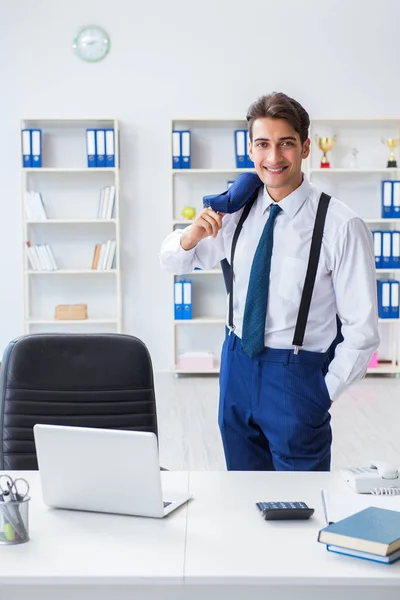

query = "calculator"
[[256, 501, 314, 520]]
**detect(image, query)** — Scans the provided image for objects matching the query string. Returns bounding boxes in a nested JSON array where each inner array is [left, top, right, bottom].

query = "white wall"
[[1, 0, 399, 370]]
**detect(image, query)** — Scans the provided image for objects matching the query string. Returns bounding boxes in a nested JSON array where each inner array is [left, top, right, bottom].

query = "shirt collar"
[[261, 173, 311, 218]]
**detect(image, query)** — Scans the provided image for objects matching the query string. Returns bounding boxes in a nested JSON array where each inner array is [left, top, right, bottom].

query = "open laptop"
[[33, 424, 192, 518]]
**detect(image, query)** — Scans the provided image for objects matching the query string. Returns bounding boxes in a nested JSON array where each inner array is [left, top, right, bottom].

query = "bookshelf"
[[21, 118, 122, 334], [170, 117, 400, 376], [306, 118, 400, 375], [170, 118, 251, 374]]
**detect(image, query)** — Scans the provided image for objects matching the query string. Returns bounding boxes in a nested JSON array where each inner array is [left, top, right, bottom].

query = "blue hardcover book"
[[372, 231, 382, 269], [86, 129, 97, 168], [234, 130, 246, 168], [31, 129, 42, 167], [391, 280, 399, 319], [174, 281, 184, 319], [393, 181, 400, 218], [105, 129, 115, 167], [95, 129, 106, 168], [245, 129, 254, 168], [318, 506, 400, 555], [382, 180, 393, 218], [172, 130, 181, 169], [182, 280, 192, 319], [391, 231, 400, 269], [21, 129, 32, 168], [377, 280, 391, 318], [381, 231, 391, 268], [327, 544, 400, 564], [181, 131, 191, 169]]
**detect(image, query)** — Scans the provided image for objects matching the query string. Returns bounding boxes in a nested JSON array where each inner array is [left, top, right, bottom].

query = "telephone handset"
[[340, 460, 400, 494]]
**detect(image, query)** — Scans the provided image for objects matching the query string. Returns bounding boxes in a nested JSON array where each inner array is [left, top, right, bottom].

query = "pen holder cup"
[[0, 496, 30, 544]]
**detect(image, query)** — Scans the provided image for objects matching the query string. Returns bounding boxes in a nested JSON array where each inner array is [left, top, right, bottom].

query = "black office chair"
[[0, 333, 159, 470]]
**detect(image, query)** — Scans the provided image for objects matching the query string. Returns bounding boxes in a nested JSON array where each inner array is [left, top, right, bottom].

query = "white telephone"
[[340, 460, 400, 494]]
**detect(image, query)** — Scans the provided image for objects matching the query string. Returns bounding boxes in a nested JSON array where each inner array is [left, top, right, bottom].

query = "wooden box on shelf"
[[55, 304, 88, 320]]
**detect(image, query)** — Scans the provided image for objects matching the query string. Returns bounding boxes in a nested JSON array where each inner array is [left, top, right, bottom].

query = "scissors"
[[0, 475, 30, 501]]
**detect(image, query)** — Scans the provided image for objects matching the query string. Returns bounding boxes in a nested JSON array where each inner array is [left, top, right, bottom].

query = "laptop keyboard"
[[163, 501, 172, 508]]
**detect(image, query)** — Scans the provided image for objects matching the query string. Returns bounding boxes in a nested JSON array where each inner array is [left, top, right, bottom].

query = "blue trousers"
[[218, 332, 332, 471]]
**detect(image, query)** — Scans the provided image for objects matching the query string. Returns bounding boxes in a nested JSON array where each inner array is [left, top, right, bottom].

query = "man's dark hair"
[[246, 92, 310, 144]]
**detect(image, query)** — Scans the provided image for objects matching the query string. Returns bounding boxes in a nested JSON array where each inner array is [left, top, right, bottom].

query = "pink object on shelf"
[[368, 351, 378, 368], [177, 351, 215, 371]]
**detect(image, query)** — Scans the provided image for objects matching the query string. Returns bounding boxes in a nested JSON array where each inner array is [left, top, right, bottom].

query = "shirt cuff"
[[177, 237, 196, 255], [164, 229, 196, 256], [325, 370, 347, 402]]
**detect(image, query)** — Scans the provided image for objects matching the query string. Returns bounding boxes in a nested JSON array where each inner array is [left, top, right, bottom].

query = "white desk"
[[185, 471, 400, 599], [0, 471, 189, 600], [1, 471, 400, 600]]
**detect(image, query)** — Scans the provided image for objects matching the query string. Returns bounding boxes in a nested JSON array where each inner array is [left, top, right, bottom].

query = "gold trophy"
[[315, 135, 337, 168], [382, 138, 399, 168]]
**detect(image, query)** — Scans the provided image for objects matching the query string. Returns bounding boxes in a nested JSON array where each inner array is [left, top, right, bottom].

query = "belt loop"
[[227, 331, 237, 350], [285, 350, 290, 365]]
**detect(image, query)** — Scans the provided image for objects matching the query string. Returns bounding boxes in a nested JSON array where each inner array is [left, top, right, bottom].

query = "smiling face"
[[249, 117, 310, 201]]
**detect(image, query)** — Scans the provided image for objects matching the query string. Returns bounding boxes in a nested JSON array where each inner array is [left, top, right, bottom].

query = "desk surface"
[[1, 470, 400, 587], [0, 471, 190, 585], [185, 471, 400, 585]]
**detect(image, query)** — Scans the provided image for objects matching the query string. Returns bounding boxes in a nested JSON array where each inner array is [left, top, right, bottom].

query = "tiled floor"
[[154, 372, 400, 472]]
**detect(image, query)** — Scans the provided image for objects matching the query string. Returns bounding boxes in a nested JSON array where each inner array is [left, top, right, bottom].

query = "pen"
[[320, 489, 334, 526]]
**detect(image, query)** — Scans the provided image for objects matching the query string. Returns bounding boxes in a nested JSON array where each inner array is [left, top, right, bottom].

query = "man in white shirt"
[[160, 92, 379, 471]]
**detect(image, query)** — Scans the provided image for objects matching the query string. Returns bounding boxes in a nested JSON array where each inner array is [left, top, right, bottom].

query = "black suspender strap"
[[227, 197, 256, 333], [225, 191, 331, 349], [292, 192, 331, 352]]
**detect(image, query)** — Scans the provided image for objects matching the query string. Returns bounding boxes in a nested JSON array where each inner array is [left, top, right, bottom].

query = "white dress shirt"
[[160, 175, 380, 401]]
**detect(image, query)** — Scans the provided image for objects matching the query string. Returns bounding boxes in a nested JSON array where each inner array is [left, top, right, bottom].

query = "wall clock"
[[73, 25, 110, 62]]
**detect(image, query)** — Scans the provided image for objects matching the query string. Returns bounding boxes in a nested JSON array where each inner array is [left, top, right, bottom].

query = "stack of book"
[[25, 241, 58, 271], [91, 239, 116, 270], [21, 129, 42, 168], [318, 506, 400, 564], [377, 280, 400, 318], [234, 130, 254, 168], [86, 128, 115, 168], [174, 281, 192, 319], [171, 130, 191, 169]]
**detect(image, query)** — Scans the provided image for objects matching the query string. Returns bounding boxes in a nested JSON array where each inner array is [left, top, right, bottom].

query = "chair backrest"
[[0, 333, 158, 470]]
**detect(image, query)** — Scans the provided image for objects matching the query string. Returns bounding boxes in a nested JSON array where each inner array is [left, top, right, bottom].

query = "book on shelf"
[[21, 129, 42, 168], [92, 244, 101, 269], [86, 128, 116, 168], [91, 239, 116, 270], [97, 185, 116, 219], [318, 506, 400, 557], [24, 191, 47, 220], [25, 241, 58, 271]]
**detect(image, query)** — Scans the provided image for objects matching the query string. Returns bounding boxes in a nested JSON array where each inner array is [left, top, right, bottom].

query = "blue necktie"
[[241, 204, 282, 359]]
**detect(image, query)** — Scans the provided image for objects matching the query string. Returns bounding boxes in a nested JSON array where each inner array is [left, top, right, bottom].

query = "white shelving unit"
[[306, 118, 400, 375], [21, 118, 122, 334], [170, 118, 252, 374], [170, 117, 400, 375]]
